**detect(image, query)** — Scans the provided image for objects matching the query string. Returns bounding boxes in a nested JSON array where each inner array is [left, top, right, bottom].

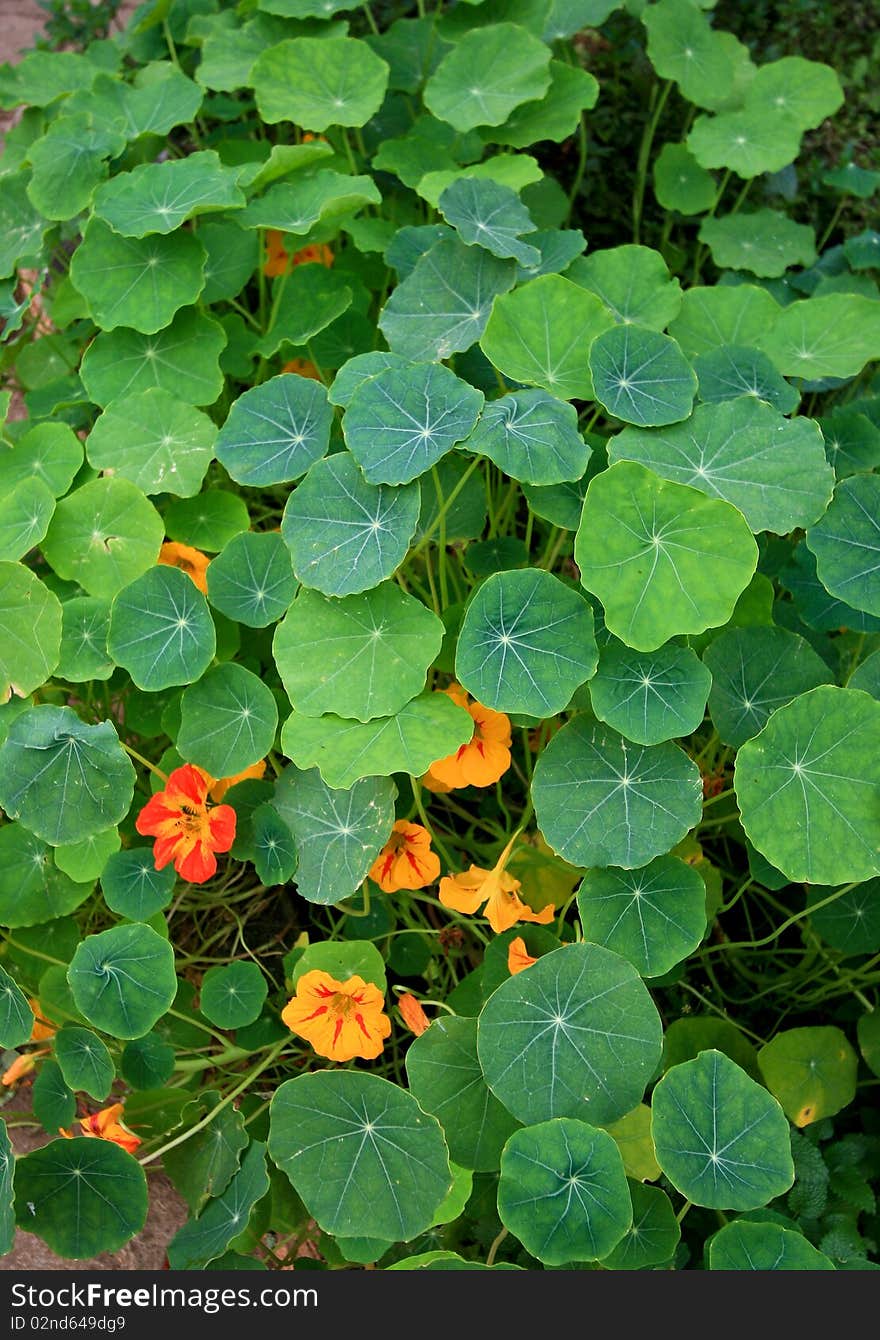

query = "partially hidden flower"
[[282, 969, 391, 1062], [135, 763, 236, 884], [423, 684, 511, 790], [1, 1051, 44, 1086], [368, 820, 441, 893], [282, 357, 322, 382], [203, 759, 267, 803], [158, 541, 210, 594], [61, 1104, 142, 1155], [263, 231, 334, 277], [28, 999, 56, 1042], [439, 835, 556, 936], [398, 994, 430, 1037], [507, 936, 537, 975]]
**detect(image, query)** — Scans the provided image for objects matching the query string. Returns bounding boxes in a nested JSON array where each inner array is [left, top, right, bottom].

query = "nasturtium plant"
[[0, 0, 877, 1274]]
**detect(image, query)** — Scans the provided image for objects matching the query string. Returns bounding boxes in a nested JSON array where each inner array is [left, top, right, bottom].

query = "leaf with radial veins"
[[274, 583, 443, 722], [668, 284, 781, 359], [653, 142, 717, 216], [178, 664, 279, 779], [14, 1138, 147, 1260], [0, 422, 82, 498], [651, 1050, 794, 1210], [41, 478, 164, 600], [531, 715, 703, 870], [329, 353, 411, 408], [575, 461, 758, 651], [460, 389, 590, 485], [480, 274, 615, 401], [92, 151, 245, 237], [205, 531, 296, 629], [455, 569, 598, 718], [67, 923, 176, 1040], [568, 245, 682, 331], [0, 825, 92, 926], [688, 108, 802, 178], [699, 210, 816, 279], [589, 641, 711, 745], [693, 345, 799, 415], [709, 1221, 834, 1271], [69, 220, 205, 335], [602, 1182, 680, 1271], [252, 37, 389, 130], [273, 766, 397, 906], [281, 453, 420, 597], [0, 965, 33, 1048], [589, 326, 696, 428], [487, 60, 599, 148], [343, 363, 483, 486], [424, 24, 551, 132], [85, 390, 216, 498], [79, 309, 227, 408], [0, 562, 61, 700], [438, 179, 539, 266], [703, 626, 833, 748], [744, 56, 843, 131], [735, 685, 880, 884], [642, 0, 735, 108], [806, 473, 880, 616], [610, 400, 833, 535], [379, 237, 517, 363], [576, 855, 707, 978], [215, 373, 332, 487], [779, 543, 880, 635], [758, 295, 880, 379], [280, 692, 473, 788], [477, 943, 663, 1126], [108, 566, 216, 692]]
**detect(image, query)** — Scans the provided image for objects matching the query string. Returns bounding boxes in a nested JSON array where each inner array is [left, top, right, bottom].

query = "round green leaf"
[[101, 847, 176, 920], [480, 274, 615, 401], [460, 389, 590, 485], [844, 228, 880, 270], [532, 714, 702, 869], [0, 562, 61, 701], [807, 474, 880, 617], [757, 1026, 858, 1127], [857, 1011, 880, 1079], [53, 1025, 114, 1101], [343, 362, 483, 487], [0, 825, 93, 926], [67, 923, 177, 1039], [380, 236, 517, 363], [269, 1071, 452, 1240], [0, 706, 135, 847], [487, 60, 599, 148], [108, 565, 217, 691], [688, 108, 802, 178], [121, 1032, 175, 1089], [275, 582, 443, 722], [668, 284, 781, 360], [575, 460, 758, 651], [651, 1050, 794, 1210], [758, 295, 880, 380], [70, 219, 205, 334], [57, 597, 113, 682], [26, 114, 123, 222], [568, 245, 682, 332], [86, 389, 216, 497], [734, 685, 880, 885], [42, 477, 164, 600], [662, 1016, 760, 1080], [704, 626, 833, 748], [200, 962, 267, 1030], [273, 766, 397, 906], [0, 477, 55, 561], [424, 24, 551, 132], [55, 828, 120, 883], [698, 210, 816, 279], [455, 569, 598, 717], [820, 407, 880, 479], [477, 942, 663, 1126], [239, 170, 381, 236], [215, 373, 333, 487], [643, 0, 737, 108], [744, 56, 843, 132], [252, 802, 298, 886], [589, 640, 711, 745], [780, 542, 880, 635], [206, 531, 296, 629], [807, 880, 880, 956], [653, 142, 717, 215], [178, 663, 278, 777], [589, 325, 696, 428], [252, 37, 389, 131], [601, 1182, 681, 1270], [577, 855, 707, 977], [0, 422, 82, 498], [14, 1137, 147, 1260], [709, 1220, 834, 1271], [330, 352, 411, 408], [164, 490, 250, 553], [289, 940, 387, 993], [200, 218, 259, 304], [31, 1061, 76, 1136], [498, 1119, 632, 1265], [438, 178, 539, 266], [92, 150, 245, 237], [694, 344, 800, 415], [80, 309, 228, 408], [405, 1016, 520, 1172], [0, 965, 34, 1049], [281, 452, 420, 597], [280, 691, 472, 788]]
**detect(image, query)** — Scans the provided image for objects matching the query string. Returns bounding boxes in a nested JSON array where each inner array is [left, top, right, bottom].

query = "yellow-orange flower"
[[282, 357, 322, 381], [158, 541, 210, 594], [424, 685, 511, 789], [368, 821, 441, 893], [62, 1104, 142, 1155], [398, 994, 430, 1037], [508, 936, 537, 975], [28, 999, 56, 1042], [439, 835, 556, 935], [1, 1052, 41, 1086], [282, 970, 391, 1062], [203, 759, 267, 803], [263, 231, 334, 277]]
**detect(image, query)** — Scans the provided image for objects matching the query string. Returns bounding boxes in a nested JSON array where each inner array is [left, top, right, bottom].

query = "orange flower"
[[282, 970, 391, 1062], [158, 541, 210, 594], [368, 821, 441, 893], [263, 231, 334, 277], [398, 994, 430, 1037], [204, 759, 267, 803], [62, 1104, 142, 1155], [135, 764, 236, 884], [1, 1052, 42, 1086], [282, 358, 322, 382], [439, 835, 556, 935], [28, 999, 56, 1042], [424, 685, 511, 789], [508, 937, 537, 975]]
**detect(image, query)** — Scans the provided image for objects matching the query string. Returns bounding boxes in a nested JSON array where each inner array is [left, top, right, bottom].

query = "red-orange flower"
[[424, 685, 511, 789], [158, 541, 210, 594], [282, 970, 391, 1062], [507, 936, 537, 975], [398, 994, 430, 1037], [62, 1104, 142, 1155], [136, 764, 236, 884], [368, 821, 441, 893], [439, 835, 556, 935], [282, 357, 322, 381], [263, 231, 334, 277]]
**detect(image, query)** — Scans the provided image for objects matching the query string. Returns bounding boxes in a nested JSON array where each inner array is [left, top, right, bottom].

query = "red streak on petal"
[[355, 1013, 371, 1039], [301, 1006, 329, 1021], [333, 1018, 344, 1046]]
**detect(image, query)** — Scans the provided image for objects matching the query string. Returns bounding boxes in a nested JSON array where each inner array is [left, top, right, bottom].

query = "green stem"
[[633, 80, 672, 244]]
